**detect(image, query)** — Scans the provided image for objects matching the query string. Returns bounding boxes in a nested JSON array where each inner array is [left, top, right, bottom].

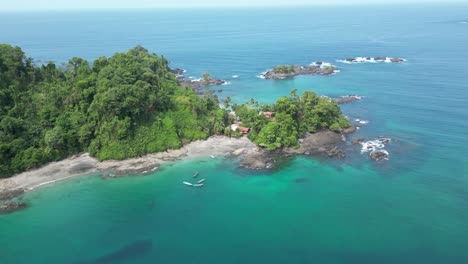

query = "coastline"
[[0, 136, 258, 194], [0, 129, 355, 195]]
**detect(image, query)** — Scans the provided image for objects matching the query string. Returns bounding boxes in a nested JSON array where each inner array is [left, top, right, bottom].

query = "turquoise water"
[[1, 4, 468, 263]]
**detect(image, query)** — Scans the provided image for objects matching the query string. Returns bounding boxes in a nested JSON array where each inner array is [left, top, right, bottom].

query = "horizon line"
[[1, 1, 467, 12]]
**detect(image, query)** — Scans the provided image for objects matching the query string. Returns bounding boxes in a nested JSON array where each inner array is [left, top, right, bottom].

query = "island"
[[0, 44, 361, 213], [171, 70, 228, 91], [260, 62, 338, 79]]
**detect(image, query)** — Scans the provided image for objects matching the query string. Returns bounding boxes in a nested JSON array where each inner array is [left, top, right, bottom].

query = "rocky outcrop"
[[261, 63, 337, 79], [283, 129, 354, 160], [370, 150, 389, 161], [0, 189, 25, 201], [239, 149, 276, 170], [170, 68, 185, 76], [171, 69, 228, 91], [352, 137, 365, 145], [341, 57, 406, 63], [335, 95, 363, 104], [341, 126, 357, 134], [0, 202, 27, 214]]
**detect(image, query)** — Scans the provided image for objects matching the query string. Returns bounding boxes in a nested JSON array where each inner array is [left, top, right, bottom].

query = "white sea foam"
[[188, 76, 195, 79], [355, 118, 369, 124], [360, 137, 391, 154], [345, 95, 364, 100], [232, 75, 239, 78], [337, 57, 406, 64], [222, 81, 232, 86], [190, 78, 202, 82], [256, 71, 268, 79]]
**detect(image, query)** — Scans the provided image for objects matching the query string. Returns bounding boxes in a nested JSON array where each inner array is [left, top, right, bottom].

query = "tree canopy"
[[232, 89, 350, 150], [0, 44, 227, 177], [0, 44, 350, 178]]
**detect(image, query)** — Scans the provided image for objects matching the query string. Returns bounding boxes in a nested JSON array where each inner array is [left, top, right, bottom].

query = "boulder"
[[390, 58, 404, 63], [352, 137, 365, 145], [370, 151, 389, 161], [0, 202, 28, 214]]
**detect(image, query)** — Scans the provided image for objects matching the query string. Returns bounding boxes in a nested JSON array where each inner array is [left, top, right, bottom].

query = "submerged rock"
[[352, 137, 365, 145], [0, 202, 28, 214], [295, 178, 308, 183], [0, 189, 25, 201], [326, 146, 346, 159]]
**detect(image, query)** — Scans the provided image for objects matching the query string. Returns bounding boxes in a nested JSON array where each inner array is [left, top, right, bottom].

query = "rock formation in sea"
[[171, 69, 228, 92], [0, 202, 28, 214], [239, 128, 357, 170], [260, 62, 337, 79], [339, 57, 406, 64], [334, 95, 364, 104]]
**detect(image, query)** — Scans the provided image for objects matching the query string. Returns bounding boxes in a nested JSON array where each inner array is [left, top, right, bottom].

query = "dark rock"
[[180, 78, 226, 89], [390, 58, 405, 63], [352, 137, 365, 145], [370, 151, 389, 161], [0, 202, 28, 214], [217, 89, 223, 93], [295, 178, 308, 183], [374, 57, 386, 61], [0, 189, 25, 201], [170, 68, 185, 75], [335, 96, 362, 104], [239, 150, 276, 170]]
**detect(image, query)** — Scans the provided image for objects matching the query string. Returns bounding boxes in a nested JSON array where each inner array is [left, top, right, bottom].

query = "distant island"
[[171, 69, 228, 91], [259, 62, 338, 79]]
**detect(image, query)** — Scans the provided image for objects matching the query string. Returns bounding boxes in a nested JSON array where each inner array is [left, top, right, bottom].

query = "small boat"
[[183, 181, 193, 186], [192, 171, 199, 178], [210, 155, 215, 159], [197, 179, 206, 184], [193, 183, 204, 187]]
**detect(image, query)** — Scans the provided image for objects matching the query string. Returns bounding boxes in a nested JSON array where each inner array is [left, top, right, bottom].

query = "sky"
[[0, 0, 465, 11]]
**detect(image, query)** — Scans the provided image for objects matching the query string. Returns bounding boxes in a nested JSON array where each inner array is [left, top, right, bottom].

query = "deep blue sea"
[[1, 4, 468, 264]]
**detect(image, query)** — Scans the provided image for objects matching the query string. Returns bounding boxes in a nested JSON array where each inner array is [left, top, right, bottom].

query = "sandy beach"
[[0, 136, 258, 193], [0, 129, 353, 196]]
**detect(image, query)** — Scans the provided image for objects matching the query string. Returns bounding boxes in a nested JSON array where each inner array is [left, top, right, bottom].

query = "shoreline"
[[0, 136, 259, 194], [0, 128, 355, 200]]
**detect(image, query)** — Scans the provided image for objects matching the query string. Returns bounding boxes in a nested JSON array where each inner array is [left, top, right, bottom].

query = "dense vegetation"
[[231, 89, 350, 150], [0, 44, 349, 178], [0, 44, 227, 177], [272, 65, 295, 74]]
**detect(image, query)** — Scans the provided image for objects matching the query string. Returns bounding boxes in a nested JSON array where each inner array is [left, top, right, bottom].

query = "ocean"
[[1, 4, 468, 263]]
